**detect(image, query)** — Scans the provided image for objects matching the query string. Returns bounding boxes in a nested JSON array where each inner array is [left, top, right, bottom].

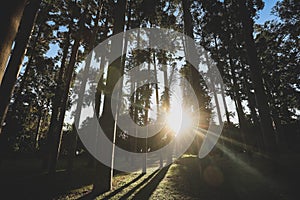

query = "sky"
[[255, 0, 278, 24]]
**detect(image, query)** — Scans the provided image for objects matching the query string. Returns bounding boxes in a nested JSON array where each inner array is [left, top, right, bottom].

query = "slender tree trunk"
[[14, 22, 42, 96], [182, 0, 204, 156], [264, 82, 281, 147], [93, 0, 126, 194], [42, 30, 70, 170], [238, 0, 277, 156], [35, 106, 43, 150], [161, 53, 174, 164], [220, 82, 235, 149], [228, 56, 248, 151], [67, 5, 103, 173], [47, 38, 81, 174], [47, 10, 87, 173], [0, 0, 27, 86], [95, 19, 109, 119], [87, 54, 106, 168], [181, 0, 201, 112], [242, 66, 264, 152], [142, 61, 151, 174], [220, 83, 231, 124], [0, 0, 40, 135], [152, 51, 163, 168], [213, 35, 231, 125]]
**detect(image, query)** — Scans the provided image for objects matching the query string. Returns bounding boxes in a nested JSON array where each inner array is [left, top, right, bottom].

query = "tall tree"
[[0, 0, 28, 85], [93, 0, 126, 194], [46, 1, 90, 174], [0, 0, 41, 135], [67, 1, 103, 173], [237, 0, 277, 155]]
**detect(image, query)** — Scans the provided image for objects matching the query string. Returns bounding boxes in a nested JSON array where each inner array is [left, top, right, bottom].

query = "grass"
[[1, 152, 300, 199]]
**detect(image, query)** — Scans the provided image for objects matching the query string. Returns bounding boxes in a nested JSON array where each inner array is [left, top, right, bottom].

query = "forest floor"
[[1, 151, 300, 200]]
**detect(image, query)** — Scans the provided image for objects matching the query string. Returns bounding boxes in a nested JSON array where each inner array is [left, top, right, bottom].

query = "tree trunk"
[[0, 0, 41, 135], [67, 5, 103, 173], [43, 31, 70, 171], [47, 37, 81, 174], [242, 66, 264, 152], [142, 59, 151, 174], [182, 0, 204, 155], [95, 19, 109, 119], [220, 83, 231, 124], [238, 0, 277, 156], [181, 0, 201, 112], [0, 0, 27, 86], [212, 35, 231, 125], [35, 105, 43, 150], [14, 22, 42, 97], [228, 56, 248, 151], [93, 0, 126, 194], [152, 51, 163, 168]]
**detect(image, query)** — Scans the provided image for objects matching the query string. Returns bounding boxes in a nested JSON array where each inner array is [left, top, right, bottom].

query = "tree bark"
[[0, 0, 27, 86], [0, 0, 41, 135]]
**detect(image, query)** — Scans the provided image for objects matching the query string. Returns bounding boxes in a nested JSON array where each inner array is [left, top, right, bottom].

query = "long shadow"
[[78, 171, 158, 200], [131, 166, 170, 200], [118, 169, 160, 200], [100, 173, 145, 199]]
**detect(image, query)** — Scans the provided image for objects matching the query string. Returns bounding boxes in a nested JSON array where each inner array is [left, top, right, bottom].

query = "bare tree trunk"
[[242, 66, 264, 153], [47, 37, 81, 175], [152, 51, 163, 168], [47, 6, 89, 174], [67, 5, 103, 173], [87, 54, 105, 168], [14, 22, 42, 96], [42, 29, 70, 169], [212, 35, 231, 125], [93, 0, 126, 194], [228, 56, 248, 151], [0, 0, 27, 86], [0, 0, 41, 135], [161, 53, 174, 164], [220, 83, 231, 124], [95, 18, 110, 119], [142, 55, 152, 174], [182, 0, 204, 155], [35, 105, 43, 150], [238, 0, 277, 156]]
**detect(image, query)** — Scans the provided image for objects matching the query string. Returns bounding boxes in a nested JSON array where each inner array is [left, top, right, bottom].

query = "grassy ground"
[[1, 152, 300, 200]]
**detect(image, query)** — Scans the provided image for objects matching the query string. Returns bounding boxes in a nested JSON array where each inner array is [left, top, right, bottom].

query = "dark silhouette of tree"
[[93, 0, 127, 194], [0, 0, 27, 85], [0, 0, 41, 135]]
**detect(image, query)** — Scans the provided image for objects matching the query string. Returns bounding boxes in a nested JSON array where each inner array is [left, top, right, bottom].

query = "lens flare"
[[166, 105, 194, 136]]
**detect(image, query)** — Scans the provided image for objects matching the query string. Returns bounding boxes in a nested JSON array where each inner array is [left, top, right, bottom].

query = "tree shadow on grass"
[[113, 169, 159, 200], [131, 166, 170, 200], [78, 173, 146, 200], [102, 173, 145, 199], [118, 166, 169, 200]]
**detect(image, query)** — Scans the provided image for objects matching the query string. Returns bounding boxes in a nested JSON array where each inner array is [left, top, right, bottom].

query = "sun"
[[166, 104, 194, 136]]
